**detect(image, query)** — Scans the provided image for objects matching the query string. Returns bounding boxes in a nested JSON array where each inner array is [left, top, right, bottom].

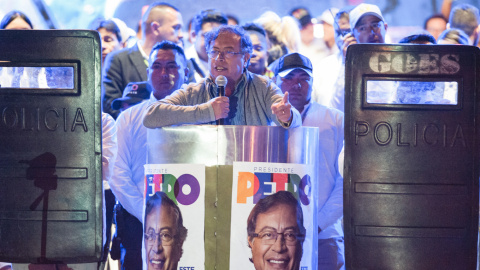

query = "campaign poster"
[[229, 162, 317, 270], [144, 164, 205, 270]]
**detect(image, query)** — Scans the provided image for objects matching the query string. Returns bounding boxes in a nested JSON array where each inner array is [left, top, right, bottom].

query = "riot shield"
[[0, 30, 102, 263], [344, 44, 480, 269]]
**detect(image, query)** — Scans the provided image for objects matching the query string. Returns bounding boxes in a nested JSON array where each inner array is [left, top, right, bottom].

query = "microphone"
[[215, 75, 227, 125]]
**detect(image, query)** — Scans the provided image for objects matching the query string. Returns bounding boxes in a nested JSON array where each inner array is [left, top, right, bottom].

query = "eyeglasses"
[[355, 21, 384, 34], [207, 49, 244, 59], [251, 230, 304, 246], [144, 231, 175, 246]]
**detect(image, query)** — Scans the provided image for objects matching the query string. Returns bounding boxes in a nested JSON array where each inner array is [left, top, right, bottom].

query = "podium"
[[147, 125, 319, 270]]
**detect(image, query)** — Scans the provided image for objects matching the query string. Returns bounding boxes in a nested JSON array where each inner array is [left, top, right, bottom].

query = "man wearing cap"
[[274, 52, 345, 270], [143, 25, 300, 128], [346, 3, 388, 47], [111, 81, 152, 112], [329, 3, 388, 112], [109, 40, 189, 269]]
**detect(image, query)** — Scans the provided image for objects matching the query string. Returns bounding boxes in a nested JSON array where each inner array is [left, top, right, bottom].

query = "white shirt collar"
[[137, 40, 149, 61], [300, 101, 312, 119]]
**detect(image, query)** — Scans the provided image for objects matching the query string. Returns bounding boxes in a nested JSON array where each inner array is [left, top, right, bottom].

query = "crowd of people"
[[1, 1, 480, 270]]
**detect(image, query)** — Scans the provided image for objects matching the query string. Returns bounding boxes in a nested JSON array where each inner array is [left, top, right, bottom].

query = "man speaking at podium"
[[143, 25, 301, 128]]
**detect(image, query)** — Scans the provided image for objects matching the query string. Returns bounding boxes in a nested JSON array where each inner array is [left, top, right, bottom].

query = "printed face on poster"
[[144, 164, 206, 270], [229, 162, 316, 270]]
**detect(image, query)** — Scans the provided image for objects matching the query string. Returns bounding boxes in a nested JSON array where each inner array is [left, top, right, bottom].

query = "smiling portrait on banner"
[[229, 162, 316, 270]]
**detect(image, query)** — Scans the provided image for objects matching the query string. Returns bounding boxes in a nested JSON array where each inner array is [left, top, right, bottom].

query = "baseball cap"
[[290, 7, 313, 28], [274, 53, 313, 78], [349, 3, 385, 30], [111, 81, 151, 110]]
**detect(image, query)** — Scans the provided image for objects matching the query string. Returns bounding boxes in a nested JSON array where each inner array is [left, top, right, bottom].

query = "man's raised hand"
[[271, 92, 292, 123]]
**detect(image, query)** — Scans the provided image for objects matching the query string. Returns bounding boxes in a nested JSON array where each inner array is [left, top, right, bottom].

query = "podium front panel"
[[147, 125, 319, 270]]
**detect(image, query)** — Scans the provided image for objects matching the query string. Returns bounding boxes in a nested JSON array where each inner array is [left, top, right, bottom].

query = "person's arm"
[[102, 53, 124, 119], [318, 113, 345, 231], [441, 0, 454, 21], [265, 79, 302, 128], [143, 84, 221, 128], [328, 65, 346, 112], [317, 155, 344, 231], [102, 113, 117, 186], [109, 112, 144, 221], [341, 33, 357, 61]]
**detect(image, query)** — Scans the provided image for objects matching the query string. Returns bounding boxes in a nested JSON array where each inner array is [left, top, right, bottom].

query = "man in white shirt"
[[329, 3, 388, 112], [185, 9, 228, 82], [274, 52, 345, 270], [101, 112, 117, 265], [312, 7, 352, 107], [291, 7, 337, 65], [109, 40, 189, 270]]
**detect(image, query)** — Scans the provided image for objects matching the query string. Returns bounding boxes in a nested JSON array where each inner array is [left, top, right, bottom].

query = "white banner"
[[229, 162, 317, 270], [144, 164, 205, 270]]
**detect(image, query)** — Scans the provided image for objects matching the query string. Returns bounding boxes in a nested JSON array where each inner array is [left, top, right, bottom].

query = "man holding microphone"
[[143, 25, 300, 128]]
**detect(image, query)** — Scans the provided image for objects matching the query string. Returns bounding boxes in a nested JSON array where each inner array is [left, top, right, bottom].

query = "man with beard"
[[329, 3, 388, 112], [345, 3, 388, 46]]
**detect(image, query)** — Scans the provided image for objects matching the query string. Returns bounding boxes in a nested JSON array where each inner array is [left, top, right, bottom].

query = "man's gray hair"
[[145, 192, 188, 245], [204, 25, 253, 54]]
